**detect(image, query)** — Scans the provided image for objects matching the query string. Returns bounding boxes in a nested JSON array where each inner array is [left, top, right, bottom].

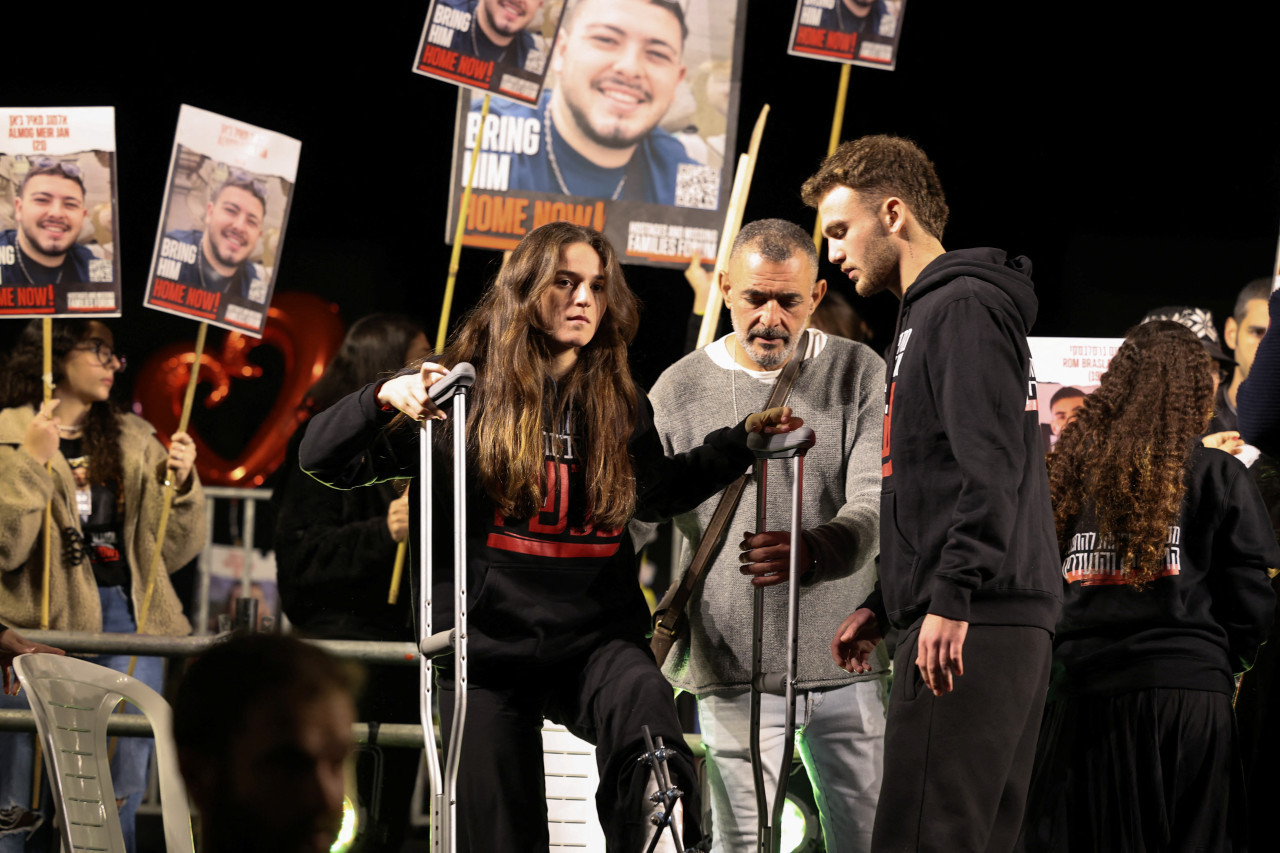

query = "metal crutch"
[[747, 427, 816, 853], [415, 363, 476, 853]]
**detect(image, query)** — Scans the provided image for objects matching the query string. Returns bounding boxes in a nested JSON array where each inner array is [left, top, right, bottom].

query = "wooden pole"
[[388, 541, 407, 605], [436, 94, 493, 352], [812, 63, 852, 252], [696, 105, 771, 349], [40, 317, 53, 630], [110, 323, 208, 760], [134, 322, 208, 638], [32, 317, 53, 809]]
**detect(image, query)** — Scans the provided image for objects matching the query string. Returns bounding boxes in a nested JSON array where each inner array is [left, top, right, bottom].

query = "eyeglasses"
[[75, 338, 126, 370]]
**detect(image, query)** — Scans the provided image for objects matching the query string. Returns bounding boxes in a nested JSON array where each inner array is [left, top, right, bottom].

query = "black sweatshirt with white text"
[[861, 248, 1061, 634], [1052, 446, 1278, 696]]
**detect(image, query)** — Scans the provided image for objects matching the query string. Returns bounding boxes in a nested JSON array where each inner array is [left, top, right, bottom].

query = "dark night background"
[[6, 2, 1279, 460]]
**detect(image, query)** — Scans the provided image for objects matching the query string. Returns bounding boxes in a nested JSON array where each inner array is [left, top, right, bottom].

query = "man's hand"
[[1, 627, 66, 696], [739, 530, 810, 587], [1203, 430, 1246, 455], [387, 493, 410, 543], [830, 608, 883, 674], [377, 362, 453, 421], [916, 613, 968, 696], [745, 406, 803, 435]]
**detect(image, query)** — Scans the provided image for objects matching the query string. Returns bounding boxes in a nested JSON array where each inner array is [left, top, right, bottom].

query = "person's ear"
[[809, 278, 828, 312], [884, 197, 905, 235], [1224, 316, 1239, 351], [718, 268, 732, 303]]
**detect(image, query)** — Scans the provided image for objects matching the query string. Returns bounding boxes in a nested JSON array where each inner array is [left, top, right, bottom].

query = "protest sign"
[[787, 0, 908, 70], [1029, 336, 1124, 454], [445, 0, 747, 269], [143, 105, 301, 337], [0, 107, 119, 317], [414, 0, 564, 104]]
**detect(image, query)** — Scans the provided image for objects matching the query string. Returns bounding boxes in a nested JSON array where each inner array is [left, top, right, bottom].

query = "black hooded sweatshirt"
[[1053, 446, 1278, 697], [861, 248, 1061, 634], [298, 379, 756, 679]]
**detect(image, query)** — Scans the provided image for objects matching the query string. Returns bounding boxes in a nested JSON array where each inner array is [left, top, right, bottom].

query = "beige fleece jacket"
[[0, 405, 203, 635]]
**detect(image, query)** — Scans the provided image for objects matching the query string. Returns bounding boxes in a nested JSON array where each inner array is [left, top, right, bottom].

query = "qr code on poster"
[[675, 164, 721, 210], [88, 258, 112, 283]]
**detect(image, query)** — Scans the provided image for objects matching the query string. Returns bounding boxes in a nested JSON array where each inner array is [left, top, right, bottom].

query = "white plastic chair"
[[14, 653, 194, 853]]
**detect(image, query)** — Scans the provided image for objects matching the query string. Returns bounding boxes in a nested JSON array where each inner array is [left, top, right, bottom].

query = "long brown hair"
[[418, 222, 641, 528], [1047, 320, 1215, 587], [0, 319, 125, 496]]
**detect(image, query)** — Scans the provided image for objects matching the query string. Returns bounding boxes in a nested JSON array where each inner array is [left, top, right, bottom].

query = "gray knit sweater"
[[648, 333, 890, 695]]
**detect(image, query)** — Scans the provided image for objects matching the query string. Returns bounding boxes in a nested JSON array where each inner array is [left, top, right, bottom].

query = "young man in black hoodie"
[[813, 135, 1061, 852]]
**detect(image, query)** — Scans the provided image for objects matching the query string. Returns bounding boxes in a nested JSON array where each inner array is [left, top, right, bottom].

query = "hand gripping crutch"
[[415, 363, 476, 853], [747, 427, 816, 853]]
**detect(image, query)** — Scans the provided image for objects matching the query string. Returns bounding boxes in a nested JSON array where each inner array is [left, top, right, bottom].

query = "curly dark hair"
[[0, 319, 124, 496], [1046, 320, 1215, 587], [800, 134, 949, 241]]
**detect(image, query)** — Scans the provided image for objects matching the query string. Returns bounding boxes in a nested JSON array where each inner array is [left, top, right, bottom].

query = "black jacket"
[[298, 379, 755, 677], [272, 426, 413, 641], [864, 248, 1061, 634], [1052, 446, 1279, 696]]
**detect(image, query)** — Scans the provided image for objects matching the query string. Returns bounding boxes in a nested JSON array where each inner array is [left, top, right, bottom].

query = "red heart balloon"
[[133, 292, 345, 487]]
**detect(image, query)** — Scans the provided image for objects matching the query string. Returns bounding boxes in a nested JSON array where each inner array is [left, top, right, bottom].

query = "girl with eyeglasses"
[[0, 318, 205, 853]]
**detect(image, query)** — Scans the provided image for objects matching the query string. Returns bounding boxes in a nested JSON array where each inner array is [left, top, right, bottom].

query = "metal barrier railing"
[[0, 710, 426, 748], [196, 486, 274, 635], [16, 630, 417, 666], [2, 631, 425, 744]]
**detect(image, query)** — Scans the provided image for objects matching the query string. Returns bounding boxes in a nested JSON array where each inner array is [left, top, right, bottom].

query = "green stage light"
[[330, 795, 358, 853], [777, 787, 822, 853], [780, 794, 808, 853]]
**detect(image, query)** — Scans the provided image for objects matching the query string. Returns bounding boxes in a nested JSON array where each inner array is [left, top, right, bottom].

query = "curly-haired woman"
[[1020, 320, 1278, 852]]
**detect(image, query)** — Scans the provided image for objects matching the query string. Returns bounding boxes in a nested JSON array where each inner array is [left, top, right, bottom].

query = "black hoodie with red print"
[[299, 378, 756, 677], [860, 248, 1061, 635]]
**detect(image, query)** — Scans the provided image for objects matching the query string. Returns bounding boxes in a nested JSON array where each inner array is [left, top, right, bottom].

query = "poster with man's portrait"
[[414, 0, 566, 104], [144, 105, 301, 338], [787, 0, 909, 70], [1029, 337, 1123, 454], [445, 0, 747, 270], [0, 107, 120, 318]]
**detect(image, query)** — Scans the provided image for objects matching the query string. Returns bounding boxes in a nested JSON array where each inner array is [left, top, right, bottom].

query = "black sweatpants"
[[872, 623, 1052, 853], [437, 638, 701, 853]]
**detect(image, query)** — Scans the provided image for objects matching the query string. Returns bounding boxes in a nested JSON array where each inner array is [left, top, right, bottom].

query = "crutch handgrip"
[[420, 629, 456, 658], [751, 672, 790, 696], [747, 426, 815, 459], [428, 362, 476, 406]]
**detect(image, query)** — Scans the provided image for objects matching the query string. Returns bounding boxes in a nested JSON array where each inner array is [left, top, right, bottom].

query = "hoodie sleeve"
[[300, 382, 413, 489], [1209, 460, 1279, 672], [631, 392, 755, 522], [924, 295, 1033, 622]]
